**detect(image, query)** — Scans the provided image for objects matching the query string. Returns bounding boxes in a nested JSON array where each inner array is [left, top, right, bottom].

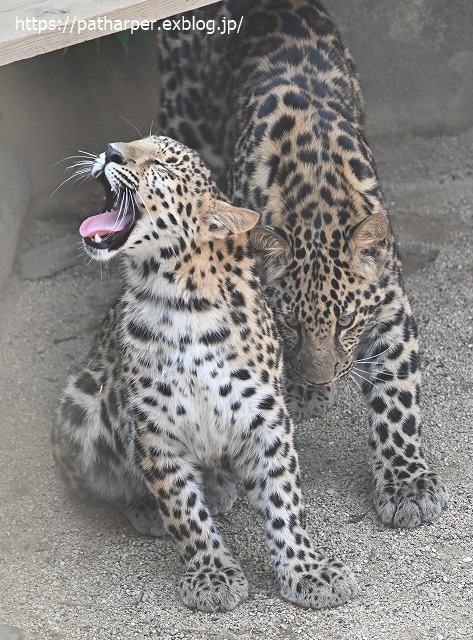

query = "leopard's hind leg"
[[52, 364, 165, 537]]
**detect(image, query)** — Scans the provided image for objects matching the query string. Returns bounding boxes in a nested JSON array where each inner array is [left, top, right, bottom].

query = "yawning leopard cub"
[[52, 135, 358, 612]]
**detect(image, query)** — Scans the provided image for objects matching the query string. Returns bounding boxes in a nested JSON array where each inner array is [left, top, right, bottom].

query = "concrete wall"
[[326, 0, 473, 138], [0, 0, 472, 206], [0, 34, 159, 205]]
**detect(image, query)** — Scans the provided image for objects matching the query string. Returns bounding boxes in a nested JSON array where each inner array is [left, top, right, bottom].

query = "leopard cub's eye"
[[337, 313, 355, 328]]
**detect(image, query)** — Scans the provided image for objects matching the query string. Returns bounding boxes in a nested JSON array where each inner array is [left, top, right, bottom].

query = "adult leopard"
[[52, 135, 358, 611], [157, 0, 449, 527]]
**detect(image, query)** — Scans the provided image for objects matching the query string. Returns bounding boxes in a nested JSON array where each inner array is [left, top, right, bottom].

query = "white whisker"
[[352, 365, 411, 384], [77, 150, 98, 157], [69, 169, 92, 180], [349, 373, 363, 391], [119, 116, 143, 138], [50, 151, 97, 196], [50, 172, 87, 198], [50, 152, 97, 169], [102, 188, 127, 240], [135, 191, 158, 235], [352, 365, 386, 376], [354, 345, 392, 364], [72, 176, 93, 190], [351, 369, 376, 388], [65, 161, 94, 171]]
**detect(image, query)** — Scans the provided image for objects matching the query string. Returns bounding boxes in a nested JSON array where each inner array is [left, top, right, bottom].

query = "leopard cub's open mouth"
[[79, 173, 136, 251]]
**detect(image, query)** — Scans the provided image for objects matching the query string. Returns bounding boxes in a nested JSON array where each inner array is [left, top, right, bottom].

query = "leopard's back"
[[158, 0, 362, 186]]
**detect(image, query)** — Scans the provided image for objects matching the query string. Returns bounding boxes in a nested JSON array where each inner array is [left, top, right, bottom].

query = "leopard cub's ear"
[[350, 213, 388, 277], [203, 200, 260, 239], [250, 226, 292, 282]]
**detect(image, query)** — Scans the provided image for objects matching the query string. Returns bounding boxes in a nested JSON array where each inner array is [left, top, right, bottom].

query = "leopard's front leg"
[[358, 295, 449, 528], [135, 432, 248, 612], [240, 409, 358, 609]]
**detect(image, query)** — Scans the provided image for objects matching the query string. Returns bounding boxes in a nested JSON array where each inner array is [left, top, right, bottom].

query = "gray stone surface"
[[0, 130, 472, 639], [0, 625, 23, 640], [19, 234, 80, 280]]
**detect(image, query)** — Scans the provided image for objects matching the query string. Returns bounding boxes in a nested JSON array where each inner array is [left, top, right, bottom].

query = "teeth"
[[94, 234, 102, 243]]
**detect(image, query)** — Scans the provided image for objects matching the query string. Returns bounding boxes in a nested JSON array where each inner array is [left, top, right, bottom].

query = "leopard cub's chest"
[[120, 304, 273, 460]]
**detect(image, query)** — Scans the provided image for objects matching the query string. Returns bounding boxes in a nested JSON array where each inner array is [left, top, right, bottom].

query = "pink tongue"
[[79, 209, 133, 238]]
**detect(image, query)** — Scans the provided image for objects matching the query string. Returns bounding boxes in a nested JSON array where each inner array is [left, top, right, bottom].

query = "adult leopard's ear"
[[204, 200, 260, 238], [350, 213, 388, 278], [249, 226, 292, 282]]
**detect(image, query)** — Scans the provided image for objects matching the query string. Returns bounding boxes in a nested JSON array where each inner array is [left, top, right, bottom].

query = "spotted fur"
[[157, 0, 449, 527], [52, 136, 358, 611]]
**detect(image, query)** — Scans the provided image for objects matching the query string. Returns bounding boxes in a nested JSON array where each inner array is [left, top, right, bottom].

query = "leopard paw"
[[280, 557, 358, 609], [284, 383, 336, 424], [179, 553, 248, 612], [374, 471, 450, 528]]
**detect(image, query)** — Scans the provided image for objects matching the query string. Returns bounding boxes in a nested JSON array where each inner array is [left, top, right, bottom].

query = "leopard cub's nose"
[[105, 144, 125, 165]]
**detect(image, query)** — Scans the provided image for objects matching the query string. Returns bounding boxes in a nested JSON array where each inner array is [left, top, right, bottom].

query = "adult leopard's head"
[[250, 211, 389, 387], [78, 135, 259, 261]]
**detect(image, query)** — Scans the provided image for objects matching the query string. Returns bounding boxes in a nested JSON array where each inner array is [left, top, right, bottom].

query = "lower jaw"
[[82, 217, 136, 254], [82, 242, 115, 261]]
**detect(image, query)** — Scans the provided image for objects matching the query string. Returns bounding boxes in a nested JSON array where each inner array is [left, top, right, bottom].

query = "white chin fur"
[[83, 240, 116, 262]]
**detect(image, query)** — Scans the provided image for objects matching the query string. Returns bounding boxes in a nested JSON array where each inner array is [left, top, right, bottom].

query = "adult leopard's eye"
[[285, 316, 300, 329], [337, 313, 355, 328]]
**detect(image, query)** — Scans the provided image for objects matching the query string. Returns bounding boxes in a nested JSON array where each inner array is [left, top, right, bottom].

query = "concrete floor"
[[0, 129, 472, 639]]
